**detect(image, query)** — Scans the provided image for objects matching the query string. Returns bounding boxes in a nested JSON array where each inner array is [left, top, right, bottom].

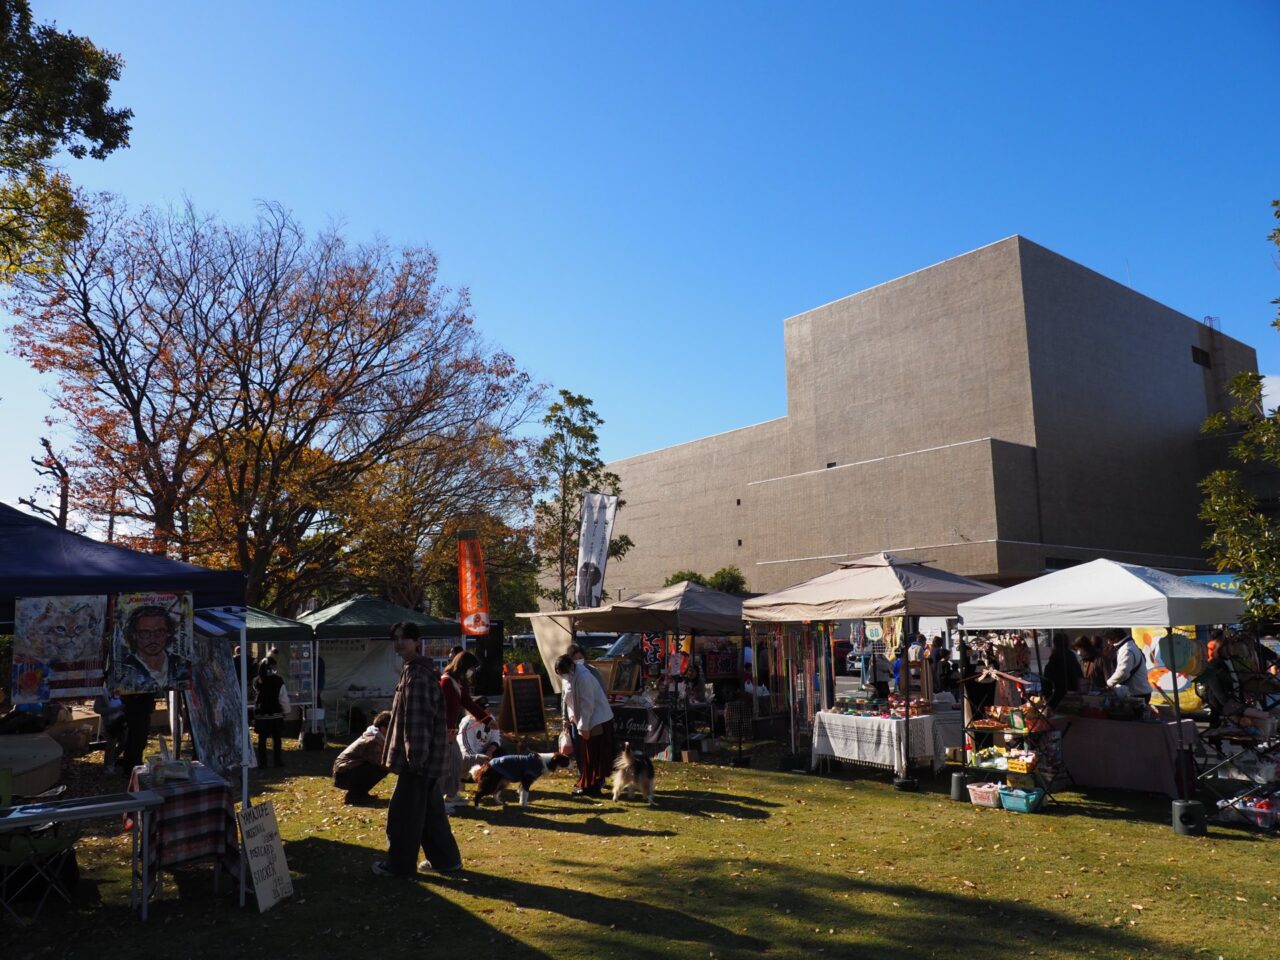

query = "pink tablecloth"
[[1058, 717, 1198, 798]]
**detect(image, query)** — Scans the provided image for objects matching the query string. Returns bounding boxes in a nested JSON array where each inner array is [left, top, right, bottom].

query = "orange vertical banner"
[[458, 533, 490, 636]]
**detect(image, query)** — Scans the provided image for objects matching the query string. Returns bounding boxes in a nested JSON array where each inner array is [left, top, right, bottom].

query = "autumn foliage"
[[8, 197, 539, 612]]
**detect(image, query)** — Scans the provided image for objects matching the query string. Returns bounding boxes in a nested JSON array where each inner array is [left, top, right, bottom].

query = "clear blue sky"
[[2, 1, 1278, 509]]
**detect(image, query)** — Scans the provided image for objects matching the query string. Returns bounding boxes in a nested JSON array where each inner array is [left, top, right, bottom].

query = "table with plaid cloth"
[[127, 762, 239, 902], [810, 712, 943, 778]]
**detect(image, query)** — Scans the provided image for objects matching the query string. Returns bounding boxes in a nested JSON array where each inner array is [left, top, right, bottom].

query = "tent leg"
[[239, 623, 249, 909]]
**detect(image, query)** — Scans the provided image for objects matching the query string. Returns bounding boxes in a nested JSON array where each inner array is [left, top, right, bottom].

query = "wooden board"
[[497, 674, 546, 736], [238, 800, 293, 912], [591, 660, 616, 695]]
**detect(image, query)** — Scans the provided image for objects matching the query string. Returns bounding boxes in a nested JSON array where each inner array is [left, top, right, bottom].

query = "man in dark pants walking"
[[373, 621, 462, 878], [119, 693, 156, 772]]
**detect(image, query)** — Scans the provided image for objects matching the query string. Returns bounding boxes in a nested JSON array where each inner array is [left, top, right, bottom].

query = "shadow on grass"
[[465, 807, 676, 838], [422, 868, 771, 954], [557, 856, 1167, 960], [645, 788, 781, 820]]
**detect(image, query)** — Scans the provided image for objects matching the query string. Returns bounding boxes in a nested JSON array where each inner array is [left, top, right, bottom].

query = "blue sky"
[[2, 1, 1278, 509]]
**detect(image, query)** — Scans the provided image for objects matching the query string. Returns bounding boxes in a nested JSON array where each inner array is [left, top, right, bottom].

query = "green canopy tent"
[[299, 596, 460, 735], [299, 596, 459, 640]]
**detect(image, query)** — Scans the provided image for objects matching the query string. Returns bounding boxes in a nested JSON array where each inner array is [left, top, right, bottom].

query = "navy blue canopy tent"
[[0, 502, 244, 625]]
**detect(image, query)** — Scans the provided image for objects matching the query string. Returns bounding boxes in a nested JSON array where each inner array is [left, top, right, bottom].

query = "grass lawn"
[[9, 738, 1280, 960]]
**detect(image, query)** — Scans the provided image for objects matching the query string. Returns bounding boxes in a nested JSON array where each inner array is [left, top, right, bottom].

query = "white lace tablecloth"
[[810, 712, 942, 778]]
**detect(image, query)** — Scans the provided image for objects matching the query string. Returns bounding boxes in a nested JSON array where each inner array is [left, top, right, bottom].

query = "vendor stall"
[[299, 596, 459, 736], [0, 501, 247, 910], [956, 559, 1244, 809], [743, 552, 996, 782], [521, 581, 744, 758]]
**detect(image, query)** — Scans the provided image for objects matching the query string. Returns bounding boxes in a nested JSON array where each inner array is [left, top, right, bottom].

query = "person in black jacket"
[[253, 658, 291, 768], [1041, 632, 1083, 708]]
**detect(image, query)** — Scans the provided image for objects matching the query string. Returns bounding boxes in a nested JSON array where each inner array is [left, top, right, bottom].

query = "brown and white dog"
[[611, 742, 656, 805], [470, 752, 572, 808]]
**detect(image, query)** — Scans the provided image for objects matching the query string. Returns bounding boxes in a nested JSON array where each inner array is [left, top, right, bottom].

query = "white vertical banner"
[[575, 492, 619, 608]]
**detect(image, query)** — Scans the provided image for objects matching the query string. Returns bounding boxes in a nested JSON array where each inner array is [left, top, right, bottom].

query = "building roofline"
[[608, 415, 788, 466], [781, 235, 1024, 324]]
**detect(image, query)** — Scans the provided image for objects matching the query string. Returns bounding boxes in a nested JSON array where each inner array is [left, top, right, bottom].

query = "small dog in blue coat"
[[470, 752, 572, 808]]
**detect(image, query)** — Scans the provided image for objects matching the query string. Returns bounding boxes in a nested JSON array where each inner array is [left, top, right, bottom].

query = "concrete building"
[[606, 236, 1257, 596]]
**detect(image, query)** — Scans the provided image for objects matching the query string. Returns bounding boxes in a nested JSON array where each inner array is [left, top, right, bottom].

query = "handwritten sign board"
[[238, 800, 293, 912], [497, 674, 546, 736]]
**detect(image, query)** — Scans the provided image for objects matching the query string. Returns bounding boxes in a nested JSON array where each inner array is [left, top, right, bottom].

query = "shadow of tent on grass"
[[419, 868, 771, 955], [562, 856, 1167, 960], [274, 836, 557, 959]]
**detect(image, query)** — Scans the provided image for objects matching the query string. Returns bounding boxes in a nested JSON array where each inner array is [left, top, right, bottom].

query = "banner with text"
[[575, 492, 618, 608], [458, 534, 491, 636]]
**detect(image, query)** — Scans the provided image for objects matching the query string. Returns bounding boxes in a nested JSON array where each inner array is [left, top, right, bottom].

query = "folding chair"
[[0, 768, 80, 924]]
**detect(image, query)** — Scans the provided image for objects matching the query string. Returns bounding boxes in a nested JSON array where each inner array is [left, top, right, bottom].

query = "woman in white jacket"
[[556, 654, 615, 797]]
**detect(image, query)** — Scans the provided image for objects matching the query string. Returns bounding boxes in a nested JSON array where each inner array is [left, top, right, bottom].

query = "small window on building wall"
[[1191, 346, 1211, 368]]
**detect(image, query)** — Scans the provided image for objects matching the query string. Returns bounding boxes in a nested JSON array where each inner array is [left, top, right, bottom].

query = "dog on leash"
[[470, 752, 572, 808], [611, 742, 656, 805]]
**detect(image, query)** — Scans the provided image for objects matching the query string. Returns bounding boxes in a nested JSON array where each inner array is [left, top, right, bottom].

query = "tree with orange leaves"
[[9, 197, 540, 611]]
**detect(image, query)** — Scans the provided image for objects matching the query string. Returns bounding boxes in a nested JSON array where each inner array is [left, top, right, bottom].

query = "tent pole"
[[1166, 627, 1189, 801], [239, 622, 249, 908]]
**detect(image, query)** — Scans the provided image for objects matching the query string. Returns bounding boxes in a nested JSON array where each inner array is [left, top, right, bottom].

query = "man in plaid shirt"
[[373, 621, 462, 878]]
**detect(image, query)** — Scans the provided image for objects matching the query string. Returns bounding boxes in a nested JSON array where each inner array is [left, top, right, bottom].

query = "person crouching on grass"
[[372, 621, 462, 878], [333, 710, 390, 805], [555, 653, 615, 798]]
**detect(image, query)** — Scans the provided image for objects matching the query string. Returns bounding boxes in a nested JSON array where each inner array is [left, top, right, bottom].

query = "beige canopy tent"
[[741, 552, 998, 622], [741, 552, 998, 762], [520, 581, 744, 692]]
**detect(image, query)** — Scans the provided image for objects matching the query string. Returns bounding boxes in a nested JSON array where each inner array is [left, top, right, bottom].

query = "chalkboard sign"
[[498, 674, 546, 736], [238, 800, 293, 913]]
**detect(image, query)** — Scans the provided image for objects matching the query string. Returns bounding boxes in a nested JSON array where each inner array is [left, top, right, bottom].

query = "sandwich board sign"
[[239, 800, 293, 912]]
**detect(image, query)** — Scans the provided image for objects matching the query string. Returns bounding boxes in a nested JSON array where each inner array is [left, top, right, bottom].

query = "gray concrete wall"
[[594, 237, 1259, 607], [1017, 238, 1257, 566], [783, 236, 1036, 472]]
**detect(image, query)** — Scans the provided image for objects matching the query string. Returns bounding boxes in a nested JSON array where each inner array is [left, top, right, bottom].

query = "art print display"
[[108, 591, 195, 694], [12, 595, 108, 703], [185, 630, 253, 779]]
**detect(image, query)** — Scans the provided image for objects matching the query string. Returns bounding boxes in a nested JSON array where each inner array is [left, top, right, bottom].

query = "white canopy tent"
[[955, 559, 1245, 631], [742, 552, 998, 623], [955, 559, 1245, 805]]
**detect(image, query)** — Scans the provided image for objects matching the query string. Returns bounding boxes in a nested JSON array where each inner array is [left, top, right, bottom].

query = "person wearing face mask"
[[440, 650, 493, 811]]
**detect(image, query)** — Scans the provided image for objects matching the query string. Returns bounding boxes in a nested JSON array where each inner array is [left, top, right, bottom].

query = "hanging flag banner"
[[12, 595, 108, 703], [458, 532, 491, 636], [575, 492, 618, 608]]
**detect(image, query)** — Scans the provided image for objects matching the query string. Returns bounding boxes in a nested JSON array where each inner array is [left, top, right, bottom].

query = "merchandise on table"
[[829, 692, 932, 719]]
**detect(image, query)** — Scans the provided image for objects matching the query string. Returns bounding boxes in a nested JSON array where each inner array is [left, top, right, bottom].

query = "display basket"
[[966, 782, 1003, 808], [1005, 771, 1037, 790], [998, 786, 1045, 813], [1007, 756, 1037, 774]]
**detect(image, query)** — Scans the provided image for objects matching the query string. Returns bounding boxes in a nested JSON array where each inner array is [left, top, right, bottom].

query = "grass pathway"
[[12, 742, 1280, 960]]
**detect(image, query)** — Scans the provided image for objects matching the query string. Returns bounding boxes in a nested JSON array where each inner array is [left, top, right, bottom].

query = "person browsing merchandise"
[[1103, 629, 1153, 703]]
